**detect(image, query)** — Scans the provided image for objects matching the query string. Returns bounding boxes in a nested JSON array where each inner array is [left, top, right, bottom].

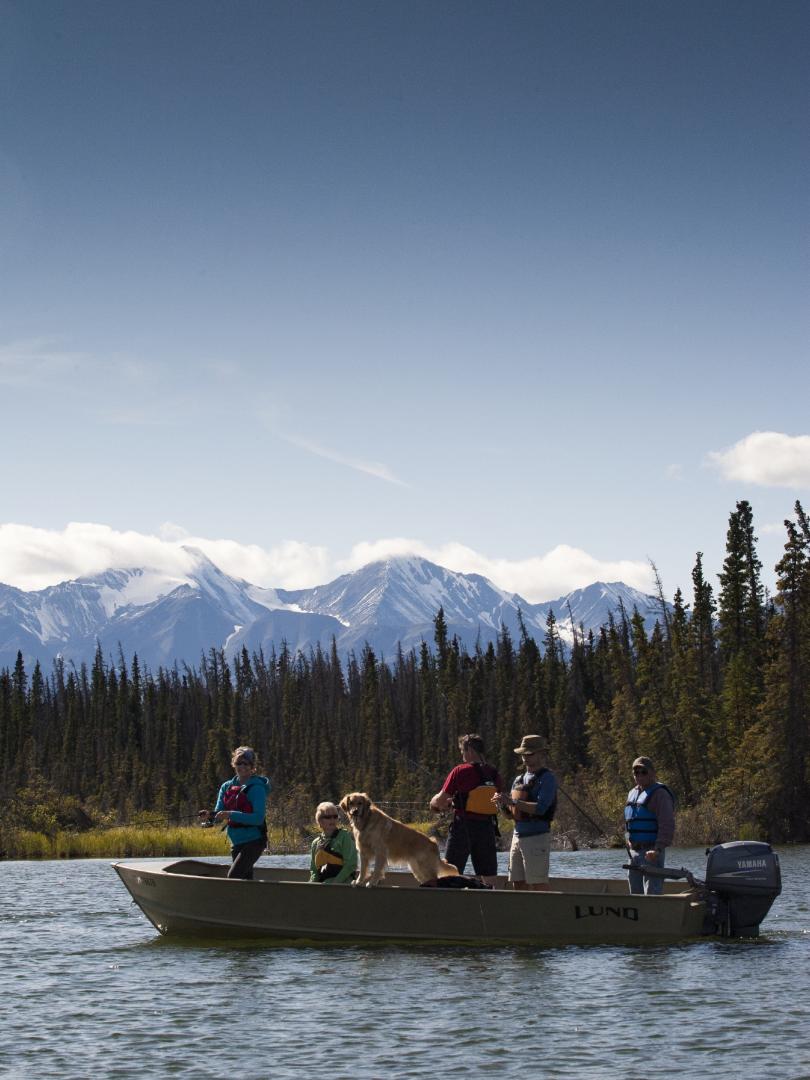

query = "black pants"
[[445, 817, 498, 878], [228, 838, 266, 880]]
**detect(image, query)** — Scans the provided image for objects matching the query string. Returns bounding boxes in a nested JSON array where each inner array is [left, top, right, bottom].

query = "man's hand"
[[429, 792, 454, 812]]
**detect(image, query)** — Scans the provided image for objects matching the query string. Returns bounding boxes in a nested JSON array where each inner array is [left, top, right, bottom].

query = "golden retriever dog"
[[339, 792, 460, 886]]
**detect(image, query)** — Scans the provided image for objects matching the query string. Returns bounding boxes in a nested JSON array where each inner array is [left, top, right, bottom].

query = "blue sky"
[[1, 1, 808, 600]]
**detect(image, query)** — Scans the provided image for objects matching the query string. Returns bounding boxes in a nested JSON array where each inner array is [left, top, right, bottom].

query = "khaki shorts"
[[508, 830, 551, 885]]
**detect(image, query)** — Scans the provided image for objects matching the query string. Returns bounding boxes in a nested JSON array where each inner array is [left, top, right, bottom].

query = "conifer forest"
[[2, 500, 809, 845]]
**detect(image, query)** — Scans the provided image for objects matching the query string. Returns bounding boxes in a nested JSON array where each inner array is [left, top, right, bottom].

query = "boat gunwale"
[[112, 856, 697, 899]]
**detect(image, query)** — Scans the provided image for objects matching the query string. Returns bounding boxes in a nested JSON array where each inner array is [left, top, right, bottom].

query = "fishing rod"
[[555, 784, 610, 839], [18, 812, 211, 836], [507, 747, 615, 842]]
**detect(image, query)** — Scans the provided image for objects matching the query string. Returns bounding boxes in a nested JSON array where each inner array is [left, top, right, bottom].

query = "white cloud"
[[707, 432, 810, 488], [0, 523, 652, 601], [666, 464, 683, 481], [0, 523, 329, 592], [0, 338, 85, 387], [180, 536, 332, 590], [0, 523, 195, 591], [280, 434, 407, 486], [0, 338, 166, 413], [340, 539, 653, 601], [158, 521, 191, 542]]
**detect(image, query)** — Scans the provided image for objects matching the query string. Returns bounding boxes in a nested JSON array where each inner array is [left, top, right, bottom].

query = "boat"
[[113, 840, 781, 945]]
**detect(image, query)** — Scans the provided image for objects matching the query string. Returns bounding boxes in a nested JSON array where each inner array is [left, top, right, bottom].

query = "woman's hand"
[[214, 810, 231, 823]]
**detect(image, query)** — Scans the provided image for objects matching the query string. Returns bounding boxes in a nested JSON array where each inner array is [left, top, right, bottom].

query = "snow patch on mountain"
[[94, 568, 191, 617], [245, 584, 295, 612]]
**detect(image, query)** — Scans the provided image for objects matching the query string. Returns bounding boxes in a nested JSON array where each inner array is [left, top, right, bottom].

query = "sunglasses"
[[633, 767, 649, 775], [319, 814, 338, 819]]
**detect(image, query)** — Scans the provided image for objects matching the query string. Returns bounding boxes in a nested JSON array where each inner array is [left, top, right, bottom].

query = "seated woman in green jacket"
[[309, 801, 358, 884]]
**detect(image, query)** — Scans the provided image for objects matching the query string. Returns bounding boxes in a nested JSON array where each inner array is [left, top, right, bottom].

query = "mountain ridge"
[[0, 552, 669, 672]]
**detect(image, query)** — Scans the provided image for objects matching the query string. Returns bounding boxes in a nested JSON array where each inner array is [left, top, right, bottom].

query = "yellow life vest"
[[314, 846, 344, 869], [465, 783, 498, 815]]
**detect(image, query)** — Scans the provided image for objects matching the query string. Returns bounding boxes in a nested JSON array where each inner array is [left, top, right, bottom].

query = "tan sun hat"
[[632, 756, 655, 771], [513, 734, 548, 755]]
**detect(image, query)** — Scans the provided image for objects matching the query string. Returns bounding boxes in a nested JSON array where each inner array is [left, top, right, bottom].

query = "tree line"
[[1, 499, 808, 844]]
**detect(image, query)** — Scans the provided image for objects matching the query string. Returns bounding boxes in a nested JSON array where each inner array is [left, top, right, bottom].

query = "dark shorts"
[[228, 838, 266, 880], [445, 817, 498, 878]]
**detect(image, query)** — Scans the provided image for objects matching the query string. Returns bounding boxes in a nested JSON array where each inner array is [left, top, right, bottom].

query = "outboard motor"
[[704, 841, 782, 937]]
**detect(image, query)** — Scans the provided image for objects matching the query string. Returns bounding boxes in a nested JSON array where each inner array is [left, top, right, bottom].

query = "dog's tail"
[[426, 835, 460, 877]]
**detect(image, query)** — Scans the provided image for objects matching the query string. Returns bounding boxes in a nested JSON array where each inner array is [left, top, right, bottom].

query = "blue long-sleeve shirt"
[[213, 774, 270, 847], [512, 768, 557, 836]]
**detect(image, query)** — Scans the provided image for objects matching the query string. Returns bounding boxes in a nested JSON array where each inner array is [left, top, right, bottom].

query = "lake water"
[[2, 846, 809, 1080]]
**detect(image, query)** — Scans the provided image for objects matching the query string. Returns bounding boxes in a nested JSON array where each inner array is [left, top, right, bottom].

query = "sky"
[[1, 0, 808, 602]]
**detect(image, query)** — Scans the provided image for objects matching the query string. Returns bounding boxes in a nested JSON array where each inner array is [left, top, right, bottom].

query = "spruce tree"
[[755, 504, 810, 839], [718, 501, 767, 749]]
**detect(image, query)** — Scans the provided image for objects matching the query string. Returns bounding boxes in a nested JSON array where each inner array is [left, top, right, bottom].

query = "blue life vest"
[[624, 782, 673, 847]]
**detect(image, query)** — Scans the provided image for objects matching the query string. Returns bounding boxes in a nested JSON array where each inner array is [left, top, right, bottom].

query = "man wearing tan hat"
[[495, 735, 557, 891], [624, 756, 675, 895]]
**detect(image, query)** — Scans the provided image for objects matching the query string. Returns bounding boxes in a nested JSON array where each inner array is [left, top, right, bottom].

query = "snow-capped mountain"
[[0, 550, 670, 672], [276, 556, 543, 657]]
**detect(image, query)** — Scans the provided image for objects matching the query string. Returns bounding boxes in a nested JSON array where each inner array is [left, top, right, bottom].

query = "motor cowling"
[[704, 840, 781, 937]]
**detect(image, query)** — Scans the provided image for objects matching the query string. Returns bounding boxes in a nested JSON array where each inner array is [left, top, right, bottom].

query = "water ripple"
[[2, 849, 810, 1079]]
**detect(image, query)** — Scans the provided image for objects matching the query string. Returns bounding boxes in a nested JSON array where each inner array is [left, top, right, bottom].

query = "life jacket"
[[624, 782, 674, 847], [222, 779, 268, 841], [313, 833, 345, 882], [512, 768, 557, 823], [222, 783, 254, 819], [454, 762, 499, 816]]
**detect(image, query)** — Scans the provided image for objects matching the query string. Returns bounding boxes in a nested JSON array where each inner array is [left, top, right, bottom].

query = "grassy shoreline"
[[1, 806, 755, 861], [0, 820, 452, 861], [1, 825, 303, 860], [1, 819, 498, 861]]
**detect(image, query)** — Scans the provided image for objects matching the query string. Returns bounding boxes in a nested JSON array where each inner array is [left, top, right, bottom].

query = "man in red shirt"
[[429, 734, 504, 887]]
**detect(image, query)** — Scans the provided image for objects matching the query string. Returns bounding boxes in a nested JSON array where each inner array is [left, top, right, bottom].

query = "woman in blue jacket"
[[199, 746, 270, 879]]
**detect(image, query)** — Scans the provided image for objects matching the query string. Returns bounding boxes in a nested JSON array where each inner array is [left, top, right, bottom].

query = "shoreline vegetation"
[[1, 798, 757, 861], [1, 816, 444, 861], [2, 499, 808, 856]]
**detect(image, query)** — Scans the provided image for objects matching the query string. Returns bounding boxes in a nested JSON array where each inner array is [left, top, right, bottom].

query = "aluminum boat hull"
[[113, 858, 708, 944]]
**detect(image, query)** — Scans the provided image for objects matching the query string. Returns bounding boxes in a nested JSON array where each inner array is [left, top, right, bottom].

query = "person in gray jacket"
[[624, 755, 675, 895]]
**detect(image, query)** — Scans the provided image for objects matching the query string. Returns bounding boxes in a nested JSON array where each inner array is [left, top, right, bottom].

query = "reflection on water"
[[1, 847, 809, 1079]]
